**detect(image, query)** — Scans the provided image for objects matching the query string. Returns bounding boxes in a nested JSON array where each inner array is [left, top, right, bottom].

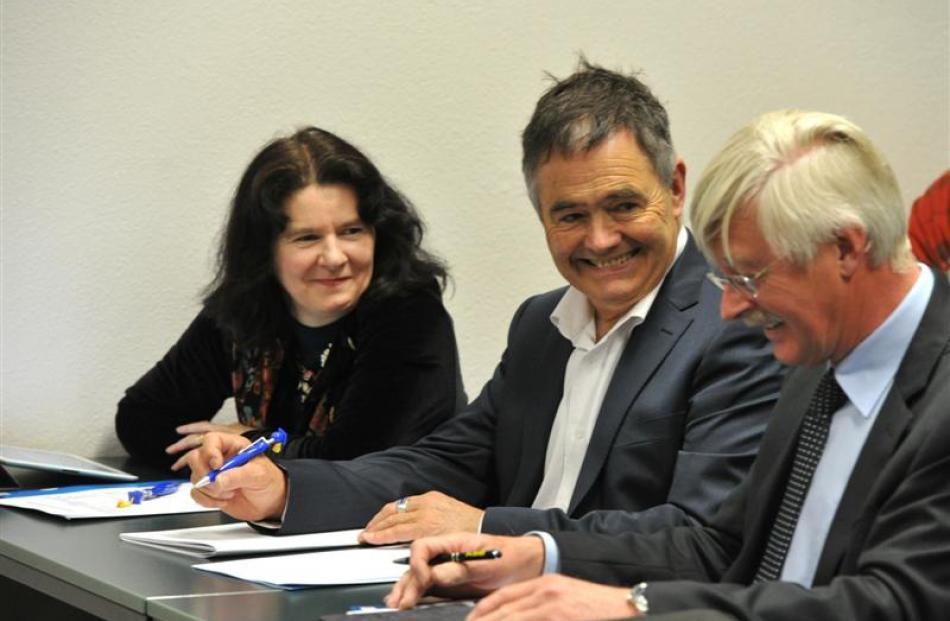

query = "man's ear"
[[836, 226, 869, 279], [670, 159, 687, 217]]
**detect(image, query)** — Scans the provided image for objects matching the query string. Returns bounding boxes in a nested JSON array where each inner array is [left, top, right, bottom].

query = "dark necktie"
[[754, 369, 847, 582]]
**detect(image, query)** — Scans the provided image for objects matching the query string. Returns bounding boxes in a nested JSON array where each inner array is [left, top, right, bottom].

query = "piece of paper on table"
[[194, 546, 410, 588], [121, 523, 363, 558], [0, 481, 216, 519]]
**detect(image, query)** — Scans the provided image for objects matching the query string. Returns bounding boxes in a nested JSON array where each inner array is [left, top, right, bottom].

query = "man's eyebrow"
[[602, 187, 649, 204], [546, 186, 651, 214], [722, 258, 764, 274], [548, 200, 581, 214]]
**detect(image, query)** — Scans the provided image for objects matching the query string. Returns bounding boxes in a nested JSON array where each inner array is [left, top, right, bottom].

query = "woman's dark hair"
[[203, 127, 447, 348]]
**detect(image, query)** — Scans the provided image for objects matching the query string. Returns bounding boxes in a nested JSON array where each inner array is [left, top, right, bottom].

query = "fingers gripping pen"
[[193, 428, 287, 489]]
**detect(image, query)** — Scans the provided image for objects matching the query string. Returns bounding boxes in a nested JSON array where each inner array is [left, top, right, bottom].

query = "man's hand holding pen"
[[387, 533, 638, 620], [385, 532, 545, 611], [186, 431, 288, 522]]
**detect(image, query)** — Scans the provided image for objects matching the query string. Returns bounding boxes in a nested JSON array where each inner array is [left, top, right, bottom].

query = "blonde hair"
[[690, 109, 913, 270]]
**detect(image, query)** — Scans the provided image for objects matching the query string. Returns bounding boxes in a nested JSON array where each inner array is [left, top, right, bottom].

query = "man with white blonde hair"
[[386, 109, 950, 620]]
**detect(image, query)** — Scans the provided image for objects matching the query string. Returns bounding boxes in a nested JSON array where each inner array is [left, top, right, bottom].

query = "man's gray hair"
[[521, 60, 676, 210], [690, 109, 913, 270]]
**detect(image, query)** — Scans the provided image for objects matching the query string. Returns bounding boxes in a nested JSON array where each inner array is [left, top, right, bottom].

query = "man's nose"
[[585, 213, 621, 252], [720, 285, 754, 320]]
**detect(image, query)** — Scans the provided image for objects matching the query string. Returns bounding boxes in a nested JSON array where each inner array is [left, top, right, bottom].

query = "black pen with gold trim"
[[393, 549, 503, 565]]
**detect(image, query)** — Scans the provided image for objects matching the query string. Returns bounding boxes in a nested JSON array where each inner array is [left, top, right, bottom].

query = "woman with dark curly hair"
[[116, 127, 465, 471]]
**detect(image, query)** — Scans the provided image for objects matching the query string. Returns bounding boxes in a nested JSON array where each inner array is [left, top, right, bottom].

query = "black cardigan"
[[115, 288, 465, 470]]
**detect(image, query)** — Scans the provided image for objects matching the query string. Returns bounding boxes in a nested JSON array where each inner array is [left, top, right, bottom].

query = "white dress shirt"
[[531, 228, 687, 511], [781, 264, 933, 586]]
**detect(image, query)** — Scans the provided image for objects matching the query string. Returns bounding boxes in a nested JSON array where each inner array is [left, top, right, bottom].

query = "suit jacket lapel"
[[812, 390, 912, 583], [813, 268, 949, 583], [567, 237, 700, 513], [506, 318, 574, 506]]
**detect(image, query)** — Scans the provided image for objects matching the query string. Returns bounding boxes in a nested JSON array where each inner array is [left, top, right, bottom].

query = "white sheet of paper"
[[120, 523, 363, 558], [193, 546, 410, 588], [0, 482, 216, 519]]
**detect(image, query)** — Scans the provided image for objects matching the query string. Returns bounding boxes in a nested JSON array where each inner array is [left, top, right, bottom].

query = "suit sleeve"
[[273, 298, 533, 534], [482, 314, 784, 535], [279, 291, 465, 460], [552, 473, 748, 585], [114, 313, 233, 469]]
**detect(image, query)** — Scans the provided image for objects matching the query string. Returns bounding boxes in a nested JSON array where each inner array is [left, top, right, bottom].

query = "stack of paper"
[[194, 546, 410, 588], [120, 523, 363, 558], [122, 522, 408, 587]]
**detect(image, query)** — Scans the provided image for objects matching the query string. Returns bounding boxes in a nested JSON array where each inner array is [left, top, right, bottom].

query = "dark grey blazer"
[[554, 269, 950, 621], [276, 235, 785, 536]]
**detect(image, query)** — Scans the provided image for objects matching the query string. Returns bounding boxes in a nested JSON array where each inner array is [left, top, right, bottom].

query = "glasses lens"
[[707, 272, 761, 297], [737, 278, 756, 297]]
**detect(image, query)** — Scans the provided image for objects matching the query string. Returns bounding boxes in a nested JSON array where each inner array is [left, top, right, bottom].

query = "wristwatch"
[[627, 582, 649, 615]]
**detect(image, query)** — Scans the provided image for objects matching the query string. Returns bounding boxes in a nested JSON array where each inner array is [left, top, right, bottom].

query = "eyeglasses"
[[706, 262, 775, 299]]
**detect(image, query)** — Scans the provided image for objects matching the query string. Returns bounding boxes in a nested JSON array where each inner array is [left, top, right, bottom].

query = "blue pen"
[[193, 428, 287, 489], [118, 481, 182, 507]]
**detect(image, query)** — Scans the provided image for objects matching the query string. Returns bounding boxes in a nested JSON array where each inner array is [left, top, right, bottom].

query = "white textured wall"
[[2, 1, 947, 458]]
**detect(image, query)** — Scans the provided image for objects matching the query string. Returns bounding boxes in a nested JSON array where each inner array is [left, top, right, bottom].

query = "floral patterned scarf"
[[231, 328, 356, 437]]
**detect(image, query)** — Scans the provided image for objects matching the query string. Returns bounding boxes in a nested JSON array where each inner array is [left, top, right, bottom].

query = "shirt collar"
[[835, 264, 934, 417], [550, 227, 688, 349]]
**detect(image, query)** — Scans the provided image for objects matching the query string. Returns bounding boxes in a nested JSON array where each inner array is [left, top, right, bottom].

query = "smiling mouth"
[[580, 249, 640, 269]]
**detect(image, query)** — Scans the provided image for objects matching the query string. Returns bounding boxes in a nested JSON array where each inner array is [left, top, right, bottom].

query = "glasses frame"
[[706, 262, 775, 299]]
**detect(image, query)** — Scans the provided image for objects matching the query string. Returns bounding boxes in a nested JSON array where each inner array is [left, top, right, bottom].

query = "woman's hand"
[[167, 421, 254, 471]]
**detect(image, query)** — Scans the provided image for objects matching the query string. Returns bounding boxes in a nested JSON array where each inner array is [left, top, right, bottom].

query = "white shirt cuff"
[[526, 531, 560, 574]]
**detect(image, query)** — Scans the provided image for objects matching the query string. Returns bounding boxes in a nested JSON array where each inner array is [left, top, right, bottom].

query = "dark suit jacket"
[[277, 236, 785, 536], [554, 269, 950, 620]]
